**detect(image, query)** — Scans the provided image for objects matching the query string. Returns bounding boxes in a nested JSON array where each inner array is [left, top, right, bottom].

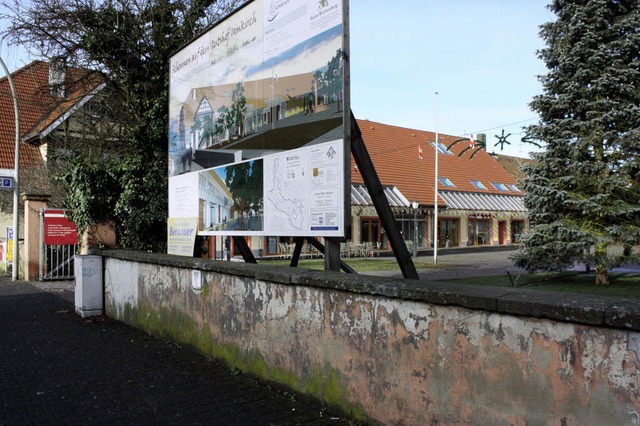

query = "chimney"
[[49, 58, 66, 98]]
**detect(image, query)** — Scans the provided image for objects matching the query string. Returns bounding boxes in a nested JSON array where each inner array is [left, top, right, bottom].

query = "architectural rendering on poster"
[[168, 0, 350, 251]]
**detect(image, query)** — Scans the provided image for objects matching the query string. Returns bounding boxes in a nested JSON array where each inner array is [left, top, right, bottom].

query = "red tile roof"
[[352, 119, 521, 207], [0, 60, 103, 170], [493, 153, 534, 182]]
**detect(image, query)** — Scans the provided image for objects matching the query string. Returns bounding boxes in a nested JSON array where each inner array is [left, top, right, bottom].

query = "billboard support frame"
[[232, 236, 257, 264], [229, 112, 418, 280], [350, 113, 419, 280], [321, 0, 352, 273], [288, 236, 357, 274]]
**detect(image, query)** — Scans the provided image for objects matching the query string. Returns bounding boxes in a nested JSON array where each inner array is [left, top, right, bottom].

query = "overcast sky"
[[1, 1, 554, 158]]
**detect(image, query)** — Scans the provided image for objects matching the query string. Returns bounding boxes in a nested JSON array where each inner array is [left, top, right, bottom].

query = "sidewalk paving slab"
[[0, 277, 358, 425]]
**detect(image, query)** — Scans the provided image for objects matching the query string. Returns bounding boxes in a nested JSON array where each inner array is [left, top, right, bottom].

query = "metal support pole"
[[433, 92, 439, 265], [224, 236, 230, 261], [0, 56, 21, 280], [413, 209, 418, 257]]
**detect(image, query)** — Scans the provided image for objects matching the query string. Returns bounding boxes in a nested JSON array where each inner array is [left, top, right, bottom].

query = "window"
[[490, 182, 510, 191], [438, 218, 459, 248], [470, 180, 487, 190], [468, 216, 491, 246], [431, 141, 454, 155], [438, 177, 456, 187], [508, 184, 521, 192], [395, 213, 426, 251], [511, 221, 525, 243]]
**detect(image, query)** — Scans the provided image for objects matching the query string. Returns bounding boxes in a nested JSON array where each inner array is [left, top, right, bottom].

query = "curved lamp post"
[[0, 55, 20, 281]]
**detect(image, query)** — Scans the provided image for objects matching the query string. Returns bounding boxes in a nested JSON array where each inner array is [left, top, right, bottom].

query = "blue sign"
[[7, 227, 13, 240], [0, 178, 13, 189]]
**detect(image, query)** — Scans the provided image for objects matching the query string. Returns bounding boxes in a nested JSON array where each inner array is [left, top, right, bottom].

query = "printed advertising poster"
[[167, 217, 199, 256], [168, 0, 349, 239]]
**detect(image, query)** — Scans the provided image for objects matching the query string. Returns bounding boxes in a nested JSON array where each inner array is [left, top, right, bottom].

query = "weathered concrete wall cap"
[[99, 249, 640, 331]]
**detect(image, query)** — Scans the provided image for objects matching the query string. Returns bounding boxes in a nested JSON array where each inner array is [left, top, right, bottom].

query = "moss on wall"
[[132, 303, 368, 421]]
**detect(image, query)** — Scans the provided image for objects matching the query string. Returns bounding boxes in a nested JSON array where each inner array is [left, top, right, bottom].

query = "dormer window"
[[470, 180, 487, 190], [438, 177, 456, 187], [49, 58, 66, 98], [490, 182, 510, 192], [431, 142, 453, 155]]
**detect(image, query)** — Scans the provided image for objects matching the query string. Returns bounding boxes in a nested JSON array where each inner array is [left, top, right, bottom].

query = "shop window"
[[361, 218, 380, 244], [511, 220, 525, 243], [361, 218, 388, 249], [395, 213, 426, 250], [468, 215, 491, 246], [266, 236, 279, 255], [438, 219, 459, 248]]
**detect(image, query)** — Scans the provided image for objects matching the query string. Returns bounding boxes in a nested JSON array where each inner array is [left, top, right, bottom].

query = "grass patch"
[[449, 271, 640, 298], [264, 258, 640, 298], [265, 257, 435, 272], [263, 257, 640, 298]]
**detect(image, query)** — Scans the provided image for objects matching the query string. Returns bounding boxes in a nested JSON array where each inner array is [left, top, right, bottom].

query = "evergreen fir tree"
[[513, 0, 640, 284]]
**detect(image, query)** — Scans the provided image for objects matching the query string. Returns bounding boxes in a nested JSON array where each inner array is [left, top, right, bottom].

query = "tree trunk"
[[595, 267, 609, 285], [594, 242, 609, 285]]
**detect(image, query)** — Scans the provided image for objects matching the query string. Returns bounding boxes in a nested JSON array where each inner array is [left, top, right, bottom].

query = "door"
[[360, 218, 385, 248], [499, 221, 507, 245]]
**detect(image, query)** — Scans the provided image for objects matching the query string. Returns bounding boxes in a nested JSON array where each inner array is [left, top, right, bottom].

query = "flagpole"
[[433, 92, 439, 265]]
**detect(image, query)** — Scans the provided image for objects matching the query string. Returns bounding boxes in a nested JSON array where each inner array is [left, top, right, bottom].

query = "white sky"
[[1, 1, 555, 158]]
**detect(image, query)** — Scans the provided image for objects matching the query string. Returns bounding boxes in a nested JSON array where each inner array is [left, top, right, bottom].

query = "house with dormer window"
[[348, 119, 527, 252], [0, 60, 109, 260]]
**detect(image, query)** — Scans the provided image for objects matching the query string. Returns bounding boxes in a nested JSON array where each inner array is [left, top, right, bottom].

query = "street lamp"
[[411, 198, 419, 257]]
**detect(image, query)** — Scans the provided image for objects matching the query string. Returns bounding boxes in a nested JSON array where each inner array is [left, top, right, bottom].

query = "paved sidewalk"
[[365, 247, 527, 280], [365, 246, 640, 280], [0, 277, 356, 425]]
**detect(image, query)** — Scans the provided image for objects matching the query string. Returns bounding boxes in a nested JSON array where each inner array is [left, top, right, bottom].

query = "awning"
[[351, 184, 410, 208], [438, 191, 526, 212], [351, 186, 526, 213]]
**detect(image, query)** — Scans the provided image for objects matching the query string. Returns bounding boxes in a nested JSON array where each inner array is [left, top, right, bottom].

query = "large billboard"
[[168, 0, 349, 240]]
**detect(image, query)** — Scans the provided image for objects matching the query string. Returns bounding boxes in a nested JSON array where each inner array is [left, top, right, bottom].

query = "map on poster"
[[265, 155, 307, 231], [262, 140, 342, 234]]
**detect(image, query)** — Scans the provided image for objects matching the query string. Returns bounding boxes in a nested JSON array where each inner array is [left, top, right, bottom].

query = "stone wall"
[[100, 250, 640, 425]]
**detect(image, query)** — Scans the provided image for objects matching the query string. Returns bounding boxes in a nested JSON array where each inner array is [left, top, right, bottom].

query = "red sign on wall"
[[44, 210, 78, 245]]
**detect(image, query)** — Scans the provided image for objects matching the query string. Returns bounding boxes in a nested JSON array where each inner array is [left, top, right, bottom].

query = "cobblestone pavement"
[[0, 277, 358, 425]]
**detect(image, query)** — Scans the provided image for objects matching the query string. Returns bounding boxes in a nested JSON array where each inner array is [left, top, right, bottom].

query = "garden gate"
[[39, 208, 78, 280]]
